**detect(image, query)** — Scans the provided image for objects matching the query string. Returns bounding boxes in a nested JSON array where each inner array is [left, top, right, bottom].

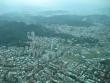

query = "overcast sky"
[[0, 0, 110, 14]]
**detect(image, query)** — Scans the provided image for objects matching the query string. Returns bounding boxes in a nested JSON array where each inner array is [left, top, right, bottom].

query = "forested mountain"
[[0, 21, 53, 46], [0, 14, 110, 26], [0, 14, 110, 46]]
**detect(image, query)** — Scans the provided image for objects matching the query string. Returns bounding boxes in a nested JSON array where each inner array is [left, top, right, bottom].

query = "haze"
[[0, 0, 110, 15]]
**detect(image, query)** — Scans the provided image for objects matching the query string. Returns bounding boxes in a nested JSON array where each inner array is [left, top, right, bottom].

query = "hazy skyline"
[[0, 0, 110, 15]]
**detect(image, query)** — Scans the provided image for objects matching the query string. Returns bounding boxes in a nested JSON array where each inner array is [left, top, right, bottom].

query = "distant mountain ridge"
[[0, 14, 110, 46], [0, 14, 110, 26]]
